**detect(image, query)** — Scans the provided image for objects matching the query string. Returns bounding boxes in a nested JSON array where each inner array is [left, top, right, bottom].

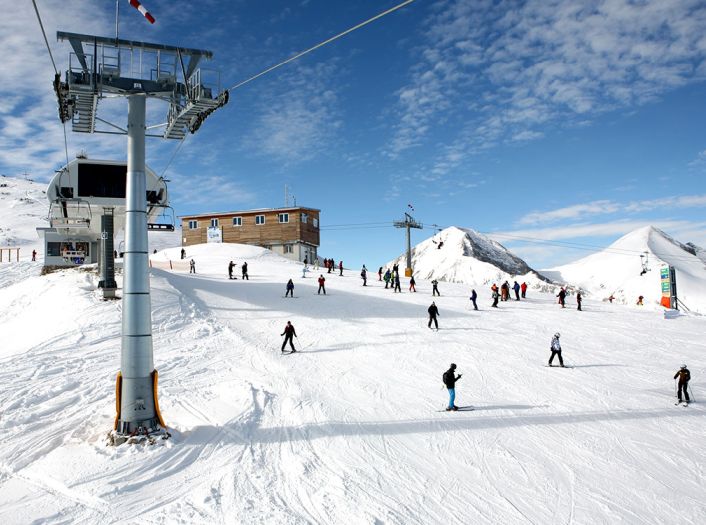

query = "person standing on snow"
[[557, 288, 567, 308], [394, 272, 402, 293], [181, 248, 186, 260], [228, 261, 235, 280], [32, 249, 37, 261], [339, 260, 344, 276], [378, 266, 383, 281], [428, 301, 440, 329], [491, 284, 499, 308], [285, 279, 295, 298], [383, 269, 391, 289], [520, 282, 527, 299], [361, 265, 367, 286], [548, 333, 564, 367], [317, 274, 326, 295], [576, 291, 583, 311], [470, 289, 478, 310], [281, 321, 297, 353], [409, 275, 416, 292], [189, 259, 196, 274], [442, 364, 462, 411], [513, 281, 521, 301], [674, 365, 691, 404], [432, 279, 440, 296], [241, 262, 249, 280]]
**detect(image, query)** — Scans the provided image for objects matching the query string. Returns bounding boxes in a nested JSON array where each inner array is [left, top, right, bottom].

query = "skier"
[[394, 272, 402, 293], [242, 262, 249, 280], [409, 275, 416, 292], [470, 289, 478, 310], [432, 279, 440, 297], [378, 266, 383, 281], [32, 249, 37, 261], [228, 261, 235, 280], [576, 291, 582, 311], [181, 248, 186, 260], [339, 260, 343, 276], [442, 363, 462, 411], [280, 321, 297, 353], [674, 365, 691, 404], [317, 274, 326, 295], [327, 258, 332, 274], [608, 294, 615, 303], [557, 287, 567, 308], [285, 279, 295, 298], [189, 259, 196, 274], [520, 282, 527, 299], [637, 295, 644, 306], [428, 301, 439, 330], [383, 269, 391, 289], [513, 281, 521, 301], [491, 284, 499, 308], [361, 265, 367, 286], [302, 264, 309, 278], [548, 332, 564, 367]]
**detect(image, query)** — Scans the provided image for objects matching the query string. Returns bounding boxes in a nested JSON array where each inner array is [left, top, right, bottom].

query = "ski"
[[545, 365, 573, 369], [437, 405, 474, 412]]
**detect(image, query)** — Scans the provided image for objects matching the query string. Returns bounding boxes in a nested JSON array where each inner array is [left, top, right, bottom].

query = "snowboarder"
[[317, 275, 326, 295], [242, 262, 249, 280], [428, 302, 439, 329], [181, 248, 186, 260], [378, 266, 383, 281], [548, 333, 564, 367], [339, 260, 343, 276], [394, 272, 402, 293], [383, 269, 391, 289], [442, 363, 462, 411], [674, 365, 691, 404], [285, 279, 294, 298], [189, 259, 196, 274], [228, 261, 235, 280], [557, 288, 567, 308], [470, 289, 478, 310], [361, 265, 367, 286], [281, 321, 297, 353], [513, 281, 521, 301], [409, 275, 416, 292], [31, 249, 37, 261], [520, 282, 527, 299], [432, 279, 440, 297], [637, 295, 644, 306], [576, 291, 582, 311]]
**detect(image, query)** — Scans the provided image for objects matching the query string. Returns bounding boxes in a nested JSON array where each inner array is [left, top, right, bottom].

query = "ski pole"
[[689, 384, 695, 402]]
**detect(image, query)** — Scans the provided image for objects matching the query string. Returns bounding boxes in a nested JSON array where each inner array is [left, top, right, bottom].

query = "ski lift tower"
[[54, 31, 228, 440], [393, 213, 423, 277]]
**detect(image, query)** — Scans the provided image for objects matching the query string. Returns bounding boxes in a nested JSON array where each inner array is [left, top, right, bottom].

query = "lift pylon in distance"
[[54, 31, 228, 444]]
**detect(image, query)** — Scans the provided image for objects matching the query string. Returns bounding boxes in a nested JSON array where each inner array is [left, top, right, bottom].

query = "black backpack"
[[442, 371, 450, 387]]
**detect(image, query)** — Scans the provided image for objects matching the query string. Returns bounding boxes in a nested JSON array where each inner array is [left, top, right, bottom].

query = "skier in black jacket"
[[242, 262, 249, 280], [442, 363, 462, 411], [674, 365, 691, 404], [228, 261, 235, 280], [470, 289, 478, 310], [281, 321, 297, 353], [428, 302, 439, 329]]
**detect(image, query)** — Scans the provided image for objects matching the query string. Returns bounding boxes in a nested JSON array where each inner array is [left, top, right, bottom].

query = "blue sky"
[[3, 0, 706, 269]]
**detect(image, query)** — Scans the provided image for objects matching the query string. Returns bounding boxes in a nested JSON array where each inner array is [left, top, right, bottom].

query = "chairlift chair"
[[147, 205, 176, 232]]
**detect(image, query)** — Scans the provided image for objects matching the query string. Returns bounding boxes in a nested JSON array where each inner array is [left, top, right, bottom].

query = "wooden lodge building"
[[179, 206, 320, 263]]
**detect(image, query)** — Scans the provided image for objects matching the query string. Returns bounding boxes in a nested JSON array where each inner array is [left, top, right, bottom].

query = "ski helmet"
[[450, 363, 457, 370], [554, 332, 560, 338], [681, 364, 687, 369]]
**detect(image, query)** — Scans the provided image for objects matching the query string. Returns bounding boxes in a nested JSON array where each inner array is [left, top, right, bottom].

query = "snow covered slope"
[[0, 175, 49, 255], [544, 226, 706, 313], [388, 226, 549, 288], [687, 242, 706, 265], [1, 241, 705, 523]]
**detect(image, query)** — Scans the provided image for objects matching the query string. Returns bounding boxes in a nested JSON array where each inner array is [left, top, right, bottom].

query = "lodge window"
[[313, 218, 319, 228], [188, 220, 198, 229], [210, 218, 219, 228], [301, 213, 308, 224], [255, 215, 265, 225], [284, 244, 293, 254], [279, 213, 289, 223], [232, 217, 242, 227]]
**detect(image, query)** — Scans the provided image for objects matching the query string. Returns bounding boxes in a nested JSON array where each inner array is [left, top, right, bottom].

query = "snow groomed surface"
[[0, 242, 705, 524]]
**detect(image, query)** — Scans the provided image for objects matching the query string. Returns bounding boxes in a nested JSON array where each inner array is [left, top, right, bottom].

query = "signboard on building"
[[207, 227, 222, 243]]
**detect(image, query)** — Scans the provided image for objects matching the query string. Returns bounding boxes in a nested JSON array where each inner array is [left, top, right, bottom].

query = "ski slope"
[[0, 242, 705, 524]]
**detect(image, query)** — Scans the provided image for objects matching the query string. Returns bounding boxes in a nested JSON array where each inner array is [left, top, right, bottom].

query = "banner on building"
[[207, 227, 222, 243]]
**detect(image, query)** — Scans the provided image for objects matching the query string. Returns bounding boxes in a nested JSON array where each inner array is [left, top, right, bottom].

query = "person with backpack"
[[576, 291, 582, 311], [428, 301, 439, 329], [361, 265, 367, 286], [674, 365, 691, 404], [513, 281, 521, 301], [470, 289, 478, 310], [442, 364, 462, 411], [317, 274, 326, 295], [281, 321, 297, 353], [242, 262, 249, 280], [557, 288, 567, 308], [383, 269, 391, 289], [520, 282, 527, 298], [409, 275, 416, 292], [431, 279, 440, 296], [228, 261, 235, 280], [548, 333, 564, 367], [285, 279, 294, 298]]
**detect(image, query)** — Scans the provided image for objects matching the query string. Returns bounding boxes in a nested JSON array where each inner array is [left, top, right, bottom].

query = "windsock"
[[128, 0, 155, 24]]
